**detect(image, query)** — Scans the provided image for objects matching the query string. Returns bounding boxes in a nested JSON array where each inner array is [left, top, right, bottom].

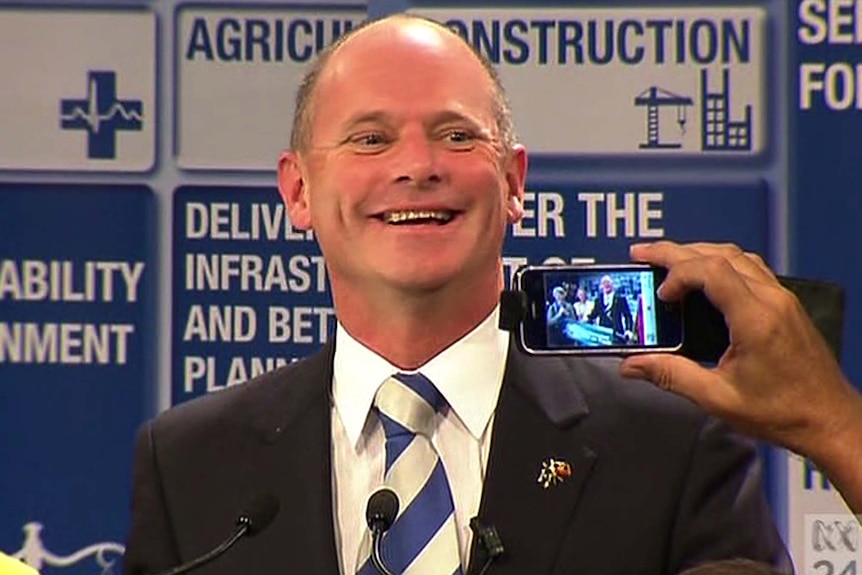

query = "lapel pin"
[[538, 458, 572, 489]]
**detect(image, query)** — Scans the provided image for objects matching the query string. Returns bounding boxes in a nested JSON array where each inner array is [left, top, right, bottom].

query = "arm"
[[587, 299, 600, 322], [548, 302, 573, 326], [619, 295, 634, 335], [620, 241, 862, 514], [123, 423, 182, 575], [547, 303, 562, 325]]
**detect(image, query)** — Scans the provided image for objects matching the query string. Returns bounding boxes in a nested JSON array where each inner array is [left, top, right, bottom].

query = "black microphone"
[[365, 488, 399, 575], [470, 517, 505, 575], [157, 494, 280, 575]]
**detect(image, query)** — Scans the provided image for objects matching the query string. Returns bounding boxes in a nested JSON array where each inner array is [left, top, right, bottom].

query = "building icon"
[[701, 68, 752, 151], [634, 69, 755, 153]]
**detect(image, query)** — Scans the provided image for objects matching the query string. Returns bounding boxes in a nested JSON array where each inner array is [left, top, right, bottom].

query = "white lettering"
[[578, 192, 665, 238], [182, 305, 257, 342], [0, 260, 146, 303], [185, 254, 327, 292], [799, 61, 862, 110], [268, 306, 334, 343], [182, 201, 314, 241], [0, 322, 134, 365]]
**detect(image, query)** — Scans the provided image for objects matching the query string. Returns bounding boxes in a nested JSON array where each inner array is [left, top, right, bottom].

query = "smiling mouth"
[[381, 209, 455, 225]]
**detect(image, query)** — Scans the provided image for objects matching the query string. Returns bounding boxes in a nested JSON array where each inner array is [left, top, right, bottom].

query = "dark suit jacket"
[[589, 293, 633, 339], [123, 342, 791, 575]]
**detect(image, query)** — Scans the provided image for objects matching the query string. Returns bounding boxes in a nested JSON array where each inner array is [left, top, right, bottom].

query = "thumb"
[[620, 354, 724, 411]]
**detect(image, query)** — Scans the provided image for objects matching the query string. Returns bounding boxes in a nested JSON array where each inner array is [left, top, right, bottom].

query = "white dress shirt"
[[603, 291, 614, 309], [331, 307, 510, 575]]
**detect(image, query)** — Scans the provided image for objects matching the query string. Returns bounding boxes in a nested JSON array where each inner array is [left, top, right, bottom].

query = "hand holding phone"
[[512, 264, 684, 356]]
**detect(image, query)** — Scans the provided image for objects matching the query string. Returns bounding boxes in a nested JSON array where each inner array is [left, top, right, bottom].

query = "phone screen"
[[515, 265, 683, 355]]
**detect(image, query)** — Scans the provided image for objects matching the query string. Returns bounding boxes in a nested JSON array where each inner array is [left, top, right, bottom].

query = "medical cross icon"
[[60, 71, 143, 159]]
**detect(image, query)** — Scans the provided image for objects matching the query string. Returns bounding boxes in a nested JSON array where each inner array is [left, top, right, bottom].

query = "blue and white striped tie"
[[357, 372, 463, 575]]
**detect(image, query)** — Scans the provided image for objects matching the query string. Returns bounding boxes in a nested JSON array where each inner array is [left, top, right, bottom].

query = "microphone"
[[470, 517, 505, 575], [365, 488, 399, 575], [157, 494, 280, 575]]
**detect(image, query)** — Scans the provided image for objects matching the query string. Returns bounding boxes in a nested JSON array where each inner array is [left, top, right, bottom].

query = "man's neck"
[[332, 278, 501, 370]]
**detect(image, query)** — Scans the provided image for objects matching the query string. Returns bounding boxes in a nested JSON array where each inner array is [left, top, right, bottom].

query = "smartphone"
[[512, 264, 683, 355]]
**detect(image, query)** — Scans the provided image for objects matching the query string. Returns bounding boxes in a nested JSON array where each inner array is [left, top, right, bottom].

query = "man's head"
[[277, 14, 527, 318], [289, 15, 516, 155], [601, 275, 615, 294]]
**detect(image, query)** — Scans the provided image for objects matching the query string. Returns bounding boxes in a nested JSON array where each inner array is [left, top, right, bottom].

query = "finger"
[[659, 256, 759, 328], [681, 243, 778, 285], [630, 241, 763, 295], [734, 251, 779, 284], [620, 353, 728, 413], [629, 241, 703, 268], [631, 242, 765, 326]]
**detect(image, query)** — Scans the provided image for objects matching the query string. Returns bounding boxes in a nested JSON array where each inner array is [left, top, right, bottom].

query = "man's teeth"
[[384, 210, 453, 224]]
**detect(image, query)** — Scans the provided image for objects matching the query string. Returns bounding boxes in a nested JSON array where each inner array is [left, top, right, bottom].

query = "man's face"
[[279, 20, 526, 299], [602, 278, 614, 294]]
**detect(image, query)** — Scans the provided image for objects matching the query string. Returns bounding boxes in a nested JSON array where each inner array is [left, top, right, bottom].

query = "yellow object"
[[0, 552, 39, 575]]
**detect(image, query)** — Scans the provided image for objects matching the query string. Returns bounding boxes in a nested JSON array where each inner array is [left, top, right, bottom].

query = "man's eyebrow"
[[340, 111, 392, 132], [431, 110, 486, 129], [430, 110, 498, 143], [336, 109, 495, 139]]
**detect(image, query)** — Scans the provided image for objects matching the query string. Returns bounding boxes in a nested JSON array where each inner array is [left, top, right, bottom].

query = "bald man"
[[123, 15, 790, 575]]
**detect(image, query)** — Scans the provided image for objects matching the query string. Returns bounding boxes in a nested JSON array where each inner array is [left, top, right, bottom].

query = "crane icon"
[[634, 86, 694, 149]]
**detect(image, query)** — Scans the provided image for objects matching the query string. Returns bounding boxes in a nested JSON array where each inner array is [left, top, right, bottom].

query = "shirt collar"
[[332, 306, 510, 448]]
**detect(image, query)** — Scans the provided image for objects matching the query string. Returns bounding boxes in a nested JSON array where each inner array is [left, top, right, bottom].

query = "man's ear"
[[277, 150, 312, 230], [504, 144, 528, 224]]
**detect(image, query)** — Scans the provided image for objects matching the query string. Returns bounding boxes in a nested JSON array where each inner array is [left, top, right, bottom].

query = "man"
[[123, 15, 790, 575], [621, 241, 862, 515], [588, 275, 634, 343]]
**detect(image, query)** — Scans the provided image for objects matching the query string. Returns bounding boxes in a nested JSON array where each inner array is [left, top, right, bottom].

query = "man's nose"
[[392, 132, 443, 188]]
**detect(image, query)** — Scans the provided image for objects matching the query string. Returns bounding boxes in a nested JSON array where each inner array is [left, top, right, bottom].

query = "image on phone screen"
[[515, 265, 682, 354]]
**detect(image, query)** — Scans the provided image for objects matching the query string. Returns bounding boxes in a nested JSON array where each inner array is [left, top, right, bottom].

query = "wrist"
[[803, 379, 862, 473]]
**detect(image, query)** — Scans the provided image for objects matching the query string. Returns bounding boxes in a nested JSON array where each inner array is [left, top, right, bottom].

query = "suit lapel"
[[238, 343, 341, 575], [468, 344, 597, 575], [225, 341, 599, 575]]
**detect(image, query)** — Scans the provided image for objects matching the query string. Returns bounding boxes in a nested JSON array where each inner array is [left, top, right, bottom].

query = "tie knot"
[[374, 373, 443, 439]]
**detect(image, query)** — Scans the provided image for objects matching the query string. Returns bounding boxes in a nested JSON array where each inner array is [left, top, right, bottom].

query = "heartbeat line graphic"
[[60, 70, 144, 160], [60, 78, 143, 135]]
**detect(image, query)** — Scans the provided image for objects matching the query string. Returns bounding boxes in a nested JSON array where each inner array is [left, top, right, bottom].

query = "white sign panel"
[[411, 7, 766, 156], [176, 5, 367, 170], [0, 9, 156, 171], [787, 452, 858, 574]]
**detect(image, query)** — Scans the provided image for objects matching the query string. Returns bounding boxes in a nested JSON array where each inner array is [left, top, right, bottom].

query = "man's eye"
[[446, 130, 473, 143], [443, 129, 476, 149], [351, 133, 388, 147]]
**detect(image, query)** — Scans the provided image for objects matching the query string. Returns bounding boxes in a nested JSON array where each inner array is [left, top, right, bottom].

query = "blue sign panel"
[[794, 4, 862, 384], [0, 183, 156, 574], [172, 186, 335, 405], [172, 183, 766, 405], [502, 182, 769, 284]]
